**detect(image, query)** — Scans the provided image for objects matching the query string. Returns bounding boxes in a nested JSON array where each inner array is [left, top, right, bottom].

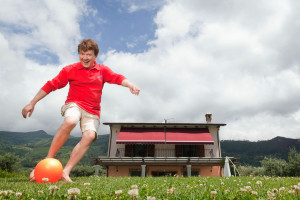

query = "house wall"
[[109, 125, 122, 157], [107, 165, 221, 177], [108, 125, 221, 158], [108, 165, 140, 177], [208, 127, 220, 157]]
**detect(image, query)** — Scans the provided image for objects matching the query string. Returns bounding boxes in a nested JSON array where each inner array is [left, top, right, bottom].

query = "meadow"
[[0, 176, 299, 199]]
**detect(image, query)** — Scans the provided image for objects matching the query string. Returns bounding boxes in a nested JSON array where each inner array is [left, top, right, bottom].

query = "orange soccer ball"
[[34, 158, 63, 183]]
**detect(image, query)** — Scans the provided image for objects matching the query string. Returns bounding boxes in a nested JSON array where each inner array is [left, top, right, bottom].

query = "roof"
[[103, 122, 226, 128]]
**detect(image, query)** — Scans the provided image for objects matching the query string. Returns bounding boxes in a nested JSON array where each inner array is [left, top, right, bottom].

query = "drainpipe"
[[216, 126, 222, 176], [108, 125, 113, 157], [217, 126, 221, 157]]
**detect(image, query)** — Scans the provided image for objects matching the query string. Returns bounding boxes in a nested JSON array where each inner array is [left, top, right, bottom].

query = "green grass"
[[0, 176, 299, 199]]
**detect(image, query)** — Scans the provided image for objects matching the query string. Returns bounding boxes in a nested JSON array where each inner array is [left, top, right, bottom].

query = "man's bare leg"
[[60, 130, 96, 182], [29, 116, 78, 182]]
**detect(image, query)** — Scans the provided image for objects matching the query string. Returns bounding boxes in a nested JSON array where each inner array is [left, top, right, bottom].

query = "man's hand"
[[122, 79, 140, 95], [129, 84, 140, 95], [21, 89, 48, 118], [22, 103, 35, 118]]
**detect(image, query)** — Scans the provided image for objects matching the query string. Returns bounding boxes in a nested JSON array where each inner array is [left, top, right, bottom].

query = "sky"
[[1, 0, 300, 141]]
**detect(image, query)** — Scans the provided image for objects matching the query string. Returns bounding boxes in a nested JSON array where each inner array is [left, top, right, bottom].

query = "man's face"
[[79, 50, 97, 69]]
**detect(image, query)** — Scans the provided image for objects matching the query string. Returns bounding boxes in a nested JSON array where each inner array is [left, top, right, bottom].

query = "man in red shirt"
[[22, 39, 140, 182]]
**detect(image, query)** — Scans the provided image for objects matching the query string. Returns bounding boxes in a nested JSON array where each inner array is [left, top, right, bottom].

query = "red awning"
[[165, 128, 214, 144], [116, 128, 214, 144], [116, 128, 165, 144]]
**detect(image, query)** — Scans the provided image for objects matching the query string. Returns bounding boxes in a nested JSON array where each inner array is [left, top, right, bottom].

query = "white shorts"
[[61, 102, 100, 140]]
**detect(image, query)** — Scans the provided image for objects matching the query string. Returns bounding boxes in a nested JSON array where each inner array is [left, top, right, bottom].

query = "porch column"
[[141, 165, 146, 177], [187, 165, 191, 177], [95, 165, 100, 176]]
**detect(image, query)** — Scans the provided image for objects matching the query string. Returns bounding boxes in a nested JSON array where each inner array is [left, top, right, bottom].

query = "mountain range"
[[0, 130, 299, 167]]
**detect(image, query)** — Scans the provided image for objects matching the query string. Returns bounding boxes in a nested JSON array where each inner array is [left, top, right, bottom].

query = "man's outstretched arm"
[[121, 79, 140, 95], [22, 89, 48, 118]]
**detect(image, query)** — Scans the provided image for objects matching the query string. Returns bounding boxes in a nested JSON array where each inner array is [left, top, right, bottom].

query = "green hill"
[[0, 130, 109, 168], [221, 136, 300, 166], [1, 131, 299, 168]]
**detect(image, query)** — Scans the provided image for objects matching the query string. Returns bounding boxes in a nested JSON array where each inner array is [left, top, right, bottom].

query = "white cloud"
[[1, 0, 300, 141], [0, 0, 88, 135], [100, 0, 300, 141], [118, 0, 166, 13]]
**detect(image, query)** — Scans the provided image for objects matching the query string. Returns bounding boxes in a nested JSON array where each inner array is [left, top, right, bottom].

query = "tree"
[[286, 147, 300, 176], [0, 153, 21, 173]]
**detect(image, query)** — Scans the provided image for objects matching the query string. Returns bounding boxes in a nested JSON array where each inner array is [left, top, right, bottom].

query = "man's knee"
[[63, 117, 78, 129], [82, 130, 97, 143]]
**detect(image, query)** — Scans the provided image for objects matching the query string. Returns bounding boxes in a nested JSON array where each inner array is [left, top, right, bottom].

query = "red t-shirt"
[[41, 61, 126, 117]]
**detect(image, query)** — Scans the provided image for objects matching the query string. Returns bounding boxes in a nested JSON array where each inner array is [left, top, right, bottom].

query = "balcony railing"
[[114, 148, 215, 158]]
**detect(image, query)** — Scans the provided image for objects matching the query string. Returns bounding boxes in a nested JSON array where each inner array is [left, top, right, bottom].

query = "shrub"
[[261, 157, 287, 176], [70, 165, 102, 177], [0, 153, 21, 173], [238, 165, 264, 176], [0, 169, 26, 178]]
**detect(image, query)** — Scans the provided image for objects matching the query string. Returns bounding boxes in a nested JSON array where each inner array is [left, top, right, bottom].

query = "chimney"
[[205, 113, 212, 123]]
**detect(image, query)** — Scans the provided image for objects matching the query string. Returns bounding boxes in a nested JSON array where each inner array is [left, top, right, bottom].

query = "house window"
[[129, 169, 141, 177], [182, 170, 200, 177], [183, 145, 197, 157], [175, 145, 205, 157], [125, 144, 155, 157], [151, 171, 177, 177]]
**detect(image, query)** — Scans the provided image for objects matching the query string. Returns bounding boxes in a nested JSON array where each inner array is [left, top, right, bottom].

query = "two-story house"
[[93, 115, 228, 177]]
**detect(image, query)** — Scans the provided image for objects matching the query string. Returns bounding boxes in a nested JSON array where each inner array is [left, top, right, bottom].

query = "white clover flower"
[[225, 189, 230, 193], [84, 183, 90, 187], [267, 191, 275, 197], [128, 189, 138, 197], [16, 192, 22, 196], [273, 188, 278, 193], [147, 196, 156, 200], [288, 190, 297, 195], [256, 181, 262, 186], [115, 190, 122, 195], [251, 191, 258, 195], [220, 182, 224, 185], [245, 186, 251, 192], [164, 180, 167, 183], [131, 185, 138, 189], [200, 184, 203, 187], [87, 197, 91, 200], [49, 185, 58, 190], [42, 178, 49, 182], [7, 190, 14, 195], [211, 191, 217, 198], [240, 188, 247, 192], [38, 190, 44, 196], [68, 188, 81, 195], [0, 191, 8, 196], [167, 188, 174, 194], [279, 187, 285, 192]]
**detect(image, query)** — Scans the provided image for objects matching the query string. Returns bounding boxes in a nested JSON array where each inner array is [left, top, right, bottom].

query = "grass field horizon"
[[1, 176, 299, 199]]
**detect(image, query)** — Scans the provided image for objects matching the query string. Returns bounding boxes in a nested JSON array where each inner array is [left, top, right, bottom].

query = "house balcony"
[[114, 148, 215, 158]]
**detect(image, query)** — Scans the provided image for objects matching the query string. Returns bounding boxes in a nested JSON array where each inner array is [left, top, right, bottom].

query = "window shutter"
[[197, 145, 205, 157], [175, 145, 183, 157], [147, 144, 155, 157], [125, 144, 133, 157]]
